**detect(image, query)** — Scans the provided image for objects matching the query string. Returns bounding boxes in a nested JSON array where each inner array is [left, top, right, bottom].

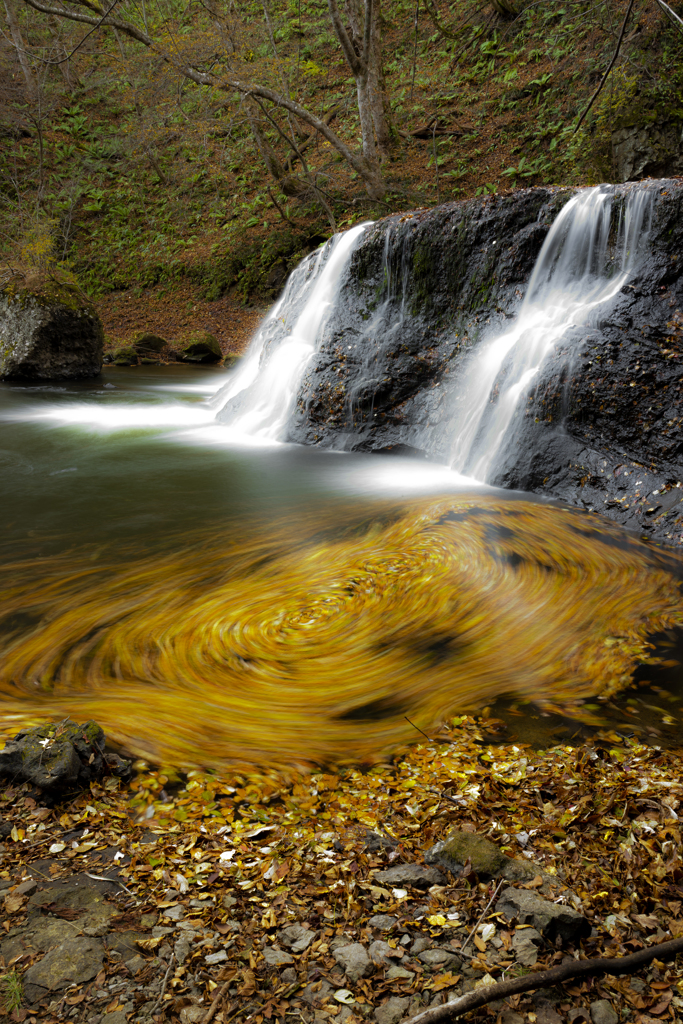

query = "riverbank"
[[96, 285, 266, 359], [2, 715, 683, 1024]]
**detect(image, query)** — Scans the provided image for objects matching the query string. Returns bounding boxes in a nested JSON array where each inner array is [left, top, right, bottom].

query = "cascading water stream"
[[211, 222, 368, 440], [448, 185, 654, 481]]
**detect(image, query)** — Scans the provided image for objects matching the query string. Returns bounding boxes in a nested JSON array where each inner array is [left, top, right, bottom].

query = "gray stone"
[[107, 930, 148, 960], [369, 939, 401, 966], [500, 1013, 525, 1024], [15, 879, 38, 896], [301, 978, 334, 1008], [205, 949, 228, 965], [163, 904, 184, 921], [102, 1013, 128, 1024], [496, 888, 590, 942], [263, 945, 294, 967], [23, 936, 104, 1001], [386, 966, 414, 981], [0, 276, 103, 380], [368, 914, 398, 932], [125, 954, 146, 975], [374, 864, 446, 890], [590, 1000, 618, 1024], [374, 996, 411, 1024], [179, 1008, 205, 1024], [512, 926, 542, 967], [278, 923, 316, 953], [417, 948, 460, 969], [174, 934, 192, 964], [535, 1004, 563, 1024], [333, 942, 373, 982], [410, 937, 432, 954]]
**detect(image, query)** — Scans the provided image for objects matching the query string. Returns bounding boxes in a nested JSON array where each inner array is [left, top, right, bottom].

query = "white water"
[[448, 185, 654, 480], [210, 222, 369, 441]]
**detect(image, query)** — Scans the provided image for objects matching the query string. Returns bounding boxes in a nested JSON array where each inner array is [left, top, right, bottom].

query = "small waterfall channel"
[[212, 184, 654, 477], [448, 186, 653, 481], [211, 222, 368, 440]]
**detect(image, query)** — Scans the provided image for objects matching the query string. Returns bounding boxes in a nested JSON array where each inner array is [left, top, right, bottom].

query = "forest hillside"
[[2, 0, 683, 334]]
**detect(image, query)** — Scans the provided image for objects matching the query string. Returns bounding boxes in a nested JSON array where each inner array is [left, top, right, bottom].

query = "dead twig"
[[459, 878, 504, 954], [150, 953, 175, 1017], [404, 936, 683, 1024], [201, 976, 233, 1024]]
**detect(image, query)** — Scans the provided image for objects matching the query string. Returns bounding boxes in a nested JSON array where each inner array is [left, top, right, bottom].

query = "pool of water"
[[1, 364, 681, 766]]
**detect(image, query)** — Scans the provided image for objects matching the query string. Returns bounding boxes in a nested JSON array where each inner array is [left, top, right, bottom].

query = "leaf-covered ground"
[[2, 715, 683, 1024]]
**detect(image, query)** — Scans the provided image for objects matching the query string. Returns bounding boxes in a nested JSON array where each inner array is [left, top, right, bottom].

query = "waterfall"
[[448, 185, 654, 481], [211, 222, 369, 441]]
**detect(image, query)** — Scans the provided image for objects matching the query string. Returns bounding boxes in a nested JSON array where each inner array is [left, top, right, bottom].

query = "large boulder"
[[0, 274, 103, 380]]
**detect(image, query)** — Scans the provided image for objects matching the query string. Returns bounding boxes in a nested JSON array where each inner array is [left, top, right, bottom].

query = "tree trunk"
[[4, 0, 38, 103], [367, 0, 391, 160]]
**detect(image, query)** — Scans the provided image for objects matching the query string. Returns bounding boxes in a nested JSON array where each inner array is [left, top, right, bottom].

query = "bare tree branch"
[[573, 0, 635, 133], [327, 0, 362, 76], [405, 935, 683, 1024], [19, 0, 384, 194]]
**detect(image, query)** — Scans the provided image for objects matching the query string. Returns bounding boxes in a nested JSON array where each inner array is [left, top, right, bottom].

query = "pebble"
[[204, 949, 228, 965]]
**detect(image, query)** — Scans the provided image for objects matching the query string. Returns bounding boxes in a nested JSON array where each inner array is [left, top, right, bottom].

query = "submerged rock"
[[0, 720, 132, 793], [0, 274, 103, 380]]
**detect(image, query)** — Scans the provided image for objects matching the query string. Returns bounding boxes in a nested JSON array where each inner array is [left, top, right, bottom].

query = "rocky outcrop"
[[0, 720, 132, 794], [0, 274, 103, 379], [287, 181, 683, 546]]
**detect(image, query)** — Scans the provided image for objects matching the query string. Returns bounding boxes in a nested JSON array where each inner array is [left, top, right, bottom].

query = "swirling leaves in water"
[[0, 495, 681, 769]]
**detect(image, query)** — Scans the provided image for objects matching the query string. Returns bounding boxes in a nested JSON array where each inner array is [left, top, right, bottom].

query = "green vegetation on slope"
[[1, 0, 682, 302]]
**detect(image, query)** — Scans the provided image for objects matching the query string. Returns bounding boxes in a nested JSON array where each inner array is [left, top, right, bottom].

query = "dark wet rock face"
[[287, 181, 683, 546], [0, 276, 103, 380], [0, 720, 132, 793]]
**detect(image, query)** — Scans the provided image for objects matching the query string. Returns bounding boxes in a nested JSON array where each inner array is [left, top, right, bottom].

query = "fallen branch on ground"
[[404, 936, 683, 1024]]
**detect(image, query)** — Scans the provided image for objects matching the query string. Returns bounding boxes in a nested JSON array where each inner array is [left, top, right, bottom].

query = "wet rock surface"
[[0, 275, 103, 380], [288, 181, 683, 546]]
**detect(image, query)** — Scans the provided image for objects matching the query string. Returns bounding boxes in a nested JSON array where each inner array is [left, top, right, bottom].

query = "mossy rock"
[[224, 353, 242, 369], [181, 330, 222, 363], [0, 272, 103, 380], [132, 331, 167, 354], [0, 720, 130, 792], [113, 346, 138, 366], [140, 356, 161, 365], [425, 830, 508, 879]]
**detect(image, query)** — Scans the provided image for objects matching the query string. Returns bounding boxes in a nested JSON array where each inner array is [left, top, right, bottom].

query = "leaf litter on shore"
[[2, 715, 683, 1024]]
